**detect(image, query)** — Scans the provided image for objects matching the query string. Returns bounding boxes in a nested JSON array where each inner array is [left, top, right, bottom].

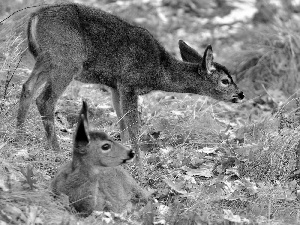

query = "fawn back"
[[51, 101, 147, 216], [17, 3, 244, 155]]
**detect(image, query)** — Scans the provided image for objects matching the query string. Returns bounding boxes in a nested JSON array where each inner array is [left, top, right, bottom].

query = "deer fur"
[[51, 101, 149, 216], [17, 3, 244, 162]]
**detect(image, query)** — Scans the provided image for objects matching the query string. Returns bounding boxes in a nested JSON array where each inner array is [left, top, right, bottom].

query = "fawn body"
[[51, 101, 148, 216], [17, 3, 244, 161]]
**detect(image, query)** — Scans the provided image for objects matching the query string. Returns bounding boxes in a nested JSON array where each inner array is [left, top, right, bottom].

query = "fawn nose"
[[128, 149, 135, 159], [238, 91, 244, 99]]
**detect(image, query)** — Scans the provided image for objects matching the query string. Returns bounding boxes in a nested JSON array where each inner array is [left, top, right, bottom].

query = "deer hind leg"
[[36, 64, 80, 151], [16, 54, 50, 135], [111, 88, 129, 142]]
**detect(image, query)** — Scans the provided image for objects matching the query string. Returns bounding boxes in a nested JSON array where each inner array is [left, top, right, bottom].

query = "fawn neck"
[[157, 54, 205, 94], [71, 154, 101, 177]]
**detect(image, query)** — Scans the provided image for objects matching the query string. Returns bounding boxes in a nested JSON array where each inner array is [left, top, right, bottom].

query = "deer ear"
[[201, 45, 215, 74], [74, 101, 90, 153], [178, 40, 202, 63], [80, 100, 88, 125]]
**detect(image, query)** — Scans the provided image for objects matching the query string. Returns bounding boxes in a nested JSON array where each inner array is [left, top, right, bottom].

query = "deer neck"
[[72, 155, 102, 178], [158, 54, 204, 93]]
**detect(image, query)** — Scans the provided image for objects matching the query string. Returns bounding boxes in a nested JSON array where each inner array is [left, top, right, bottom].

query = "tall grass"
[[230, 17, 300, 98]]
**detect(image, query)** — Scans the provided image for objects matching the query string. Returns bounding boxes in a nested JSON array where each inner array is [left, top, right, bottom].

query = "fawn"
[[51, 101, 149, 216], [16, 3, 244, 162]]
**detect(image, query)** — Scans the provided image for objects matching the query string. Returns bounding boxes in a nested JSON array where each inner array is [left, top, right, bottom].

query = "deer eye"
[[221, 79, 230, 85], [101, 143, 111, 151]]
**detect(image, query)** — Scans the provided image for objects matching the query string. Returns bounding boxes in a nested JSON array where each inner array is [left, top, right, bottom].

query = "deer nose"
[[238, 91, 244, 99], [128, 149, 135, 159]]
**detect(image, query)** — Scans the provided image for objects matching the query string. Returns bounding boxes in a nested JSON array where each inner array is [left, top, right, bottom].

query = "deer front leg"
[[118, 86, 140, 163], [111, 88, 129, 142]]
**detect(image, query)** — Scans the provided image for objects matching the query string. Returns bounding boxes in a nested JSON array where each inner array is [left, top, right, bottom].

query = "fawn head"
[[73, 101, 135, 168], [179, 40, 244, 103]]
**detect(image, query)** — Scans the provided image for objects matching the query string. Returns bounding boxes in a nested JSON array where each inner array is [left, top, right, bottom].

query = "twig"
[[0, 4, 47, 24]]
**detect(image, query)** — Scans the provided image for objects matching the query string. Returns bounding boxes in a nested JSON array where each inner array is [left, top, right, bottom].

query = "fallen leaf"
[[198, 146, 218, 154], [163, 178, 187, 194], [223, 209, 250, 223]]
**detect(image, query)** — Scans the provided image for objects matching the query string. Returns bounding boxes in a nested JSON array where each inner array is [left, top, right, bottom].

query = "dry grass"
[[228, 17, 300, 99], [2, 1, 300, 224], [2, 67, 300, 224]]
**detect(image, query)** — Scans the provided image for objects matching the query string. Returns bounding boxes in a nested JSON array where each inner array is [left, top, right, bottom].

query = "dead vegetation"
[[2, 0, 300, 224]]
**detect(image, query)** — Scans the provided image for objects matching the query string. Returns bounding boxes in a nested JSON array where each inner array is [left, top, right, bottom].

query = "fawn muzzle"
[[231, 91, 244, 103], [238, 92, 244, 99], [123, 149, 135, 163]]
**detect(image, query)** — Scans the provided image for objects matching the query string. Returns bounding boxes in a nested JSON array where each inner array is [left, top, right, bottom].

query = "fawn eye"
[[101, 143, 111, 151], [221, 79, 230, 85]]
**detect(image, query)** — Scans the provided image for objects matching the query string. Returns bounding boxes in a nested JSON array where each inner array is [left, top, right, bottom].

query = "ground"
[[2, 0, 300, 225]]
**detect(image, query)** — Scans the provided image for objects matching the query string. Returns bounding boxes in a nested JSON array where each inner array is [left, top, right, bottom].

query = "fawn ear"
[[178, 40, 202, 63], [74, 101, 90, 153], [80, 101, 89, 125], [201, 45, 215, 74]]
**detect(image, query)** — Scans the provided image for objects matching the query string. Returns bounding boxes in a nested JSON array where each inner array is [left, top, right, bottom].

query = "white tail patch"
[[30, 16, 39, 49]]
